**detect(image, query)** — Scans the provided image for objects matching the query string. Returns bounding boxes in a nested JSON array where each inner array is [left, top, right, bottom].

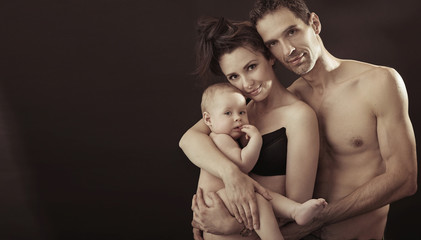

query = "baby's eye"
[[240, 111, 246, 115], [224, 111, 232, 116]]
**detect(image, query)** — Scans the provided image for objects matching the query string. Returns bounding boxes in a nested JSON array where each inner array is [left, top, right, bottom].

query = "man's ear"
[[269, 56, 276, 66], [309, 12, 321, 34], [203, 112, 212, 127]]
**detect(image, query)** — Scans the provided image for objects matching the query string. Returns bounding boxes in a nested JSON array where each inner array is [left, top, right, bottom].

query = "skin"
[[200, 89, 282, 240], [254, 7, 417, 240], [183, 45, 319, 238]]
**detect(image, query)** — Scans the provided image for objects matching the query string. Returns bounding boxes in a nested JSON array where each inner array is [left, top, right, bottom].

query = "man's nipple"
[[351, 137, 364, 147]]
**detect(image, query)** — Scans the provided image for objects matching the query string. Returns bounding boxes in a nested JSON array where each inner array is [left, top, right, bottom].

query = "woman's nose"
[[242, 76, 254, 89]]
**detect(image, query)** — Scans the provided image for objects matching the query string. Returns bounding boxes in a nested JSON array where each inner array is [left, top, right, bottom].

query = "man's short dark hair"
[[250, 0, 311, 26]]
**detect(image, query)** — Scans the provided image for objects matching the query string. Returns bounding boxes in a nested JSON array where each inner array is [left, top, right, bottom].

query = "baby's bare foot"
[[294, 198, 327, 225]]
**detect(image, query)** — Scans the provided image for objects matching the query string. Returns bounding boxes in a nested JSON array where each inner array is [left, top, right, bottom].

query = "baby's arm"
[[239, 125, 262, 172], [211, 125, 262, 173]]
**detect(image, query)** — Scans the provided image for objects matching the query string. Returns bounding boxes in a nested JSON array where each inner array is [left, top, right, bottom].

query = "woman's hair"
[[249, 0, 311, 26], [194, 16, 271, 83]]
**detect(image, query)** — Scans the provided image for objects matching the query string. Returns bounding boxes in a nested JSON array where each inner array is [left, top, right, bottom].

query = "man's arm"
[[179, 119, 271, 229], [322, 68, 417, 223]]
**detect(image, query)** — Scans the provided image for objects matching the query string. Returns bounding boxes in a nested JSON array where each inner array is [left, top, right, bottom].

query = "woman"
[[179, 17, 320, 239]]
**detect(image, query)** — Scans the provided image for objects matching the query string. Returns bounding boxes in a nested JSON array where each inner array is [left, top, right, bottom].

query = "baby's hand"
[[240, 124, 260, 140]]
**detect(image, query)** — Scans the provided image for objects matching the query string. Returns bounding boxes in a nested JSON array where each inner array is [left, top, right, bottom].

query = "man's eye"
[[247, 64, 256, 71], [288, 29, 296, 36]]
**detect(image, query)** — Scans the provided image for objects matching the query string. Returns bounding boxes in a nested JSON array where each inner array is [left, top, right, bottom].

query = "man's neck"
[[301, 49, 340, 93]]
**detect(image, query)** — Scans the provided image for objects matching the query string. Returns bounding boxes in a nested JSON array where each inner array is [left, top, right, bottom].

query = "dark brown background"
[[1, 0, 420, 239]]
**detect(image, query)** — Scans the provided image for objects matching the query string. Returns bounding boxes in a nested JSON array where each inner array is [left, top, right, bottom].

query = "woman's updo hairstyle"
[[194, 16, 271, 83]]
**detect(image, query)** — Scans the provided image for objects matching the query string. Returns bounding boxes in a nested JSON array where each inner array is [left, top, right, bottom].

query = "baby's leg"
[[293, 198, 327, 225], [269, 191, 327, 226], [216, 189, 284, 240]]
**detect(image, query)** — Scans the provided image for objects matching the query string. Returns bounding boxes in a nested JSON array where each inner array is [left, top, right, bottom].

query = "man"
[[191, 0, 417, 239]]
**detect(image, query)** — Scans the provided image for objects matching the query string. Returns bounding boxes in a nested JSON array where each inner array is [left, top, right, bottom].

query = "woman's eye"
[[228, 75, 238, 81], [267, 41, 277, 48]]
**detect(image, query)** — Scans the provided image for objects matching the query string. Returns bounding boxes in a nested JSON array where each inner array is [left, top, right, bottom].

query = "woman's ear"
[[309, 12, 321, 34], [203, 112, 212, 127]]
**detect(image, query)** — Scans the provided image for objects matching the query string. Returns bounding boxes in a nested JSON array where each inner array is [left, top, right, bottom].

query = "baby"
[[196, 83, 327, 240]]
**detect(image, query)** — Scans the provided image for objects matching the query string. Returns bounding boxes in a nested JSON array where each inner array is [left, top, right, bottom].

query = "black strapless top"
[[250, 127, 287, 176]]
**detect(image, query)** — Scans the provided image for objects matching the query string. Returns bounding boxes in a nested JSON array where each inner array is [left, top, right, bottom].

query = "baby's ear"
[[203, 112, 212, 127]]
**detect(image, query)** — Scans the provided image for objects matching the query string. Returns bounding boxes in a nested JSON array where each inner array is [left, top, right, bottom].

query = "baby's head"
[[201, 83, 249, 139]]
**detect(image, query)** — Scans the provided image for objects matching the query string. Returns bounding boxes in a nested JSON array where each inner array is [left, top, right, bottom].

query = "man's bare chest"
[[308, 91, 377, 155]]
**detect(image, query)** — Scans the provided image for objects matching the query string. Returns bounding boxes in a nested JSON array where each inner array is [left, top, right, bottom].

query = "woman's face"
[[219, 47, 276, 102]]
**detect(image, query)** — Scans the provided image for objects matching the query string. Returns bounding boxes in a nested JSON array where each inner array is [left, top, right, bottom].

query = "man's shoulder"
[[344, 61, 406, 110], [340, 60, 401, 89], [341, 60, 397, 80]]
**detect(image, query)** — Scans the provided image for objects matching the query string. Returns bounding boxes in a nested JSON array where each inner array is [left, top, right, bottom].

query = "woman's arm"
[[284, 102, 320, 203], [180, 119, 271, 230], [180, 120, 233, 177]]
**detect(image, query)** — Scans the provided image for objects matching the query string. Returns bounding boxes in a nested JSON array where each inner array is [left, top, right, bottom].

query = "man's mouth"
[[287, 52, 305, 65]]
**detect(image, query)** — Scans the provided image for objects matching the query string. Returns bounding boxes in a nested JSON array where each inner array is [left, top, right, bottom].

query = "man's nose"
[[282, 41, 295, 57]]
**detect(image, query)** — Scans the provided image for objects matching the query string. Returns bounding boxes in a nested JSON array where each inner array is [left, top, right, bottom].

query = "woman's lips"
[[248, 85, 262, 96]]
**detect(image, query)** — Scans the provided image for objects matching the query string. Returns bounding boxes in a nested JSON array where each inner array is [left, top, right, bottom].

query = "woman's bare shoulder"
[[284, 99, 317, 123]]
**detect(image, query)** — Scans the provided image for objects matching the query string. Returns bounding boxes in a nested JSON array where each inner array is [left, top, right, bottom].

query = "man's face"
[[256, 7, 321, 76]]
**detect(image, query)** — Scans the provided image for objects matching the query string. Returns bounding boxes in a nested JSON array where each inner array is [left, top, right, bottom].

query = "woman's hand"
[[191, 188, 242, 235], [221, 170, 272, 230]]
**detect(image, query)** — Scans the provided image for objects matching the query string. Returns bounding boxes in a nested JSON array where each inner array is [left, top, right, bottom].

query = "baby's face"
[[208, 91, 249, 139]]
